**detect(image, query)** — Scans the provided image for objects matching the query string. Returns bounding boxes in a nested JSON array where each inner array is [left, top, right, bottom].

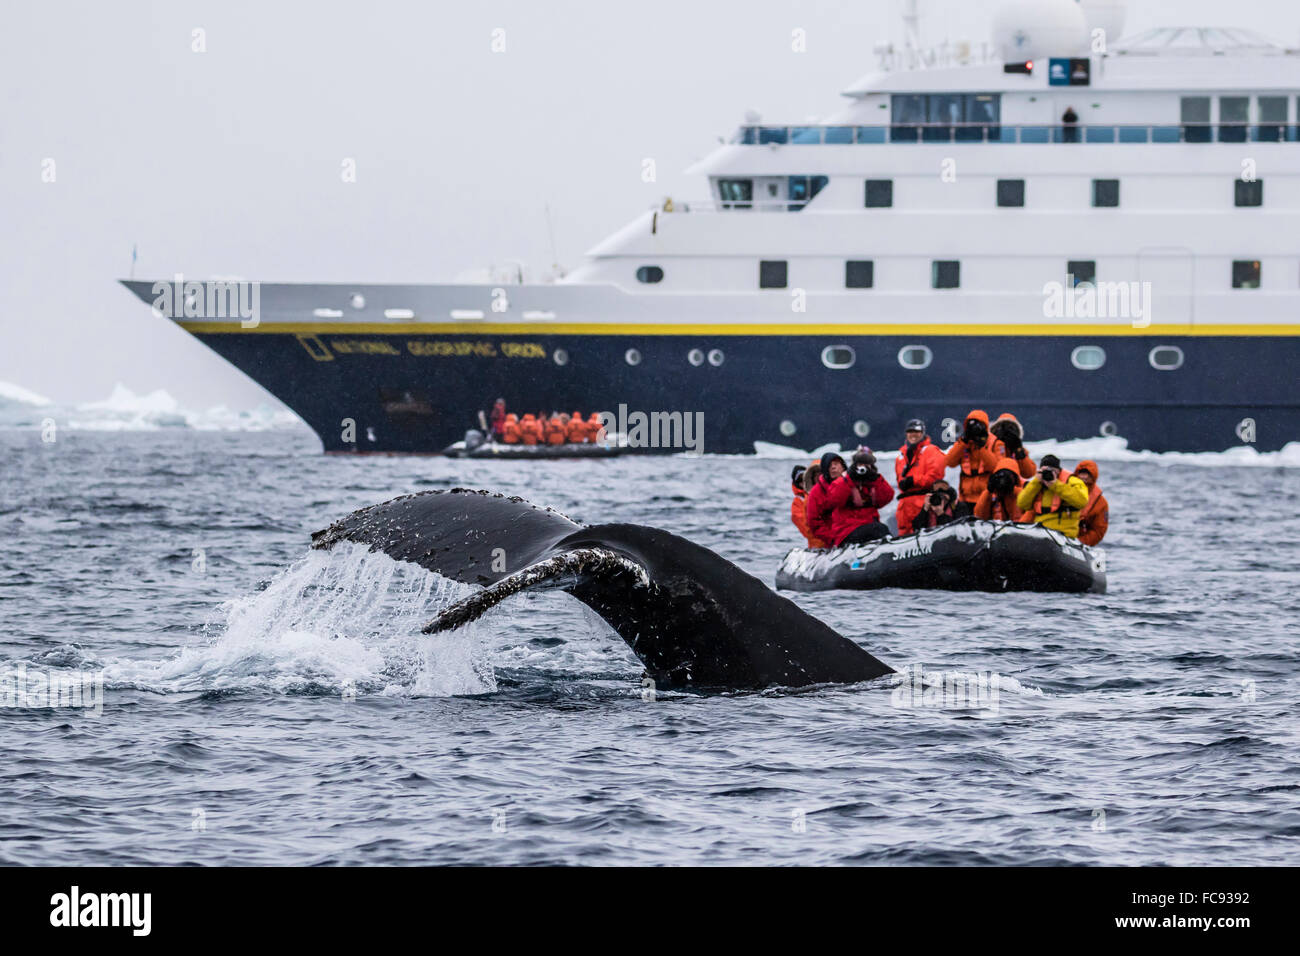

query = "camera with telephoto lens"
[[1039, 467, 1057, 484], [851, 463, 878, 483], [928, 491, 945, 507], [963, 419, 988, 445]]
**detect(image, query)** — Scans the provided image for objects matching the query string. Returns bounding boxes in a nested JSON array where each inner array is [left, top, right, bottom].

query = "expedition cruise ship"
[[122, 0, 1300, 454]]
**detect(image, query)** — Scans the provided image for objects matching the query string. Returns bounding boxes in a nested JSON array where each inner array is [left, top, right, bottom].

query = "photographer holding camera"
[[974, 458, 1024, 521], [825, 449, 895, 545], [914, 481, 958, 530], [990, 412, 1036, 479], [1016, 454, 1089, 538], [943, 409, 1000, 517]]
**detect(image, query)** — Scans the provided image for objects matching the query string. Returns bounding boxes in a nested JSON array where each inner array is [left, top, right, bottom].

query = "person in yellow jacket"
[[1015, 454, 1089, 538]]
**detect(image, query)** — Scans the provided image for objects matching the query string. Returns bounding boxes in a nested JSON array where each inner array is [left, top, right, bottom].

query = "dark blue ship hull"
[[187, 328, 1297, 454]]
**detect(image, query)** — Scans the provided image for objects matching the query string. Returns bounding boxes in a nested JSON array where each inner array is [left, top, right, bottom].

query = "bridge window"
[[1219, 96, 1249, 142], [1181, 96, 1210, 142], [1149, 346, 1184, 371], [1092, 179, 1120, 207], [1258, 96, 1287, 141], [1068, 261, 1096, 287], [759, 260, 788, 289], [997, 179, 1024, 207], [822, 345, 855, 369], [898, 345, 933, 370], [1071, 346, 1106, 370], [636, 265, 664, 284], [718, 178, 753, 209], [865, 179, 893, 207], [845, 260, 874, 289], [788, 175, 828, 210], [932, 261, 960, 289], [1235, 179, 1263, 207], [1232, 260, 1261, 289], [891, 93, 1001, 142]]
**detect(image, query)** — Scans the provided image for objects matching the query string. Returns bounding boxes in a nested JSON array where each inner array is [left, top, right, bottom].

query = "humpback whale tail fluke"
[[312, 489, 893, 691]]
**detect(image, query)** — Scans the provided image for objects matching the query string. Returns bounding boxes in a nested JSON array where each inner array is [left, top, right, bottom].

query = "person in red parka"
[[973, 458, 1024, 521], [804, 452, 847, 546], [488, 398, 507, 441], [944, 409, 1000, 516], [826, 449, 895, 546], [1073, 459, 1110, 546], [894, 418, 948, 536], [789, 463, 828, 549]]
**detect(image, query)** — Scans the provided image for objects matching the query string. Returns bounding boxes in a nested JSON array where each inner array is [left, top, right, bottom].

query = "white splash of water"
[[103, 542, 497, 697]]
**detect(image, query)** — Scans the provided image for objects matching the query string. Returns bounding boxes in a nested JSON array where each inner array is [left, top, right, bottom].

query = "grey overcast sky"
[[3, 0, 1296, 409]]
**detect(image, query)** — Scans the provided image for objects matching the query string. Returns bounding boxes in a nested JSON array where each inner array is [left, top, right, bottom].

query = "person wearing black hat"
[[788, 464, 827, 548], [804, 452, 846, 547], [894, 418, 948, 535], [1016, 454, 1089, 538], [824, 449, 895, 545]]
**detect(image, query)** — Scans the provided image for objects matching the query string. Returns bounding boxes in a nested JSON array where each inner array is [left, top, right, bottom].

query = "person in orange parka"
[[973, 458, 1024, 522], [566, 411, 588, 443], [519, 413, 543, 445], [989, 412, 1036, 480], [501, 413, 521, 444], [586, 412, 606, 443], [943, 409, 1000, 515], [894, 418, 948, 536], [545, 414, 567, 445], [1072, 459, 1110, 546], [790, 463, 828, 549]]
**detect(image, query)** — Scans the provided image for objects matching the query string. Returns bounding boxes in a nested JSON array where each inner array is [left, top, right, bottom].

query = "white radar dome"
[[992, 0, 1090, 63], [1078, 1, 1128, 52]]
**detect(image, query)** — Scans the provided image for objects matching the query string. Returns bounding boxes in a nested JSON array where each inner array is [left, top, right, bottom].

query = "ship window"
[[688, 348, 704, 366], [821, 345, 856, 369], [708, 348, 725, 366], [845, 260, 874, 289], [898, 345, 933, 370], [552, 348, 568, 366], [824, 126, 854, 144], [1181, 96, 1210, 142], [636, 265, 664, 284], [1219, 96, 1249, 142], [864, 179, 893, 207], [1258, 96, 1287, 141], [996, 179, 1024, 207], [1068, 261, 1096, 287], [1092, 179, 1120, 207], [890, 94, 925, 141], [718, 178, 753, 209], [759, 260, 788, 289], [1148, 346, 1184, 371], [625, 348, 642, 366], [788, 175, 828, 210], [1232, 260, 1261, 289], [1235, 179, 1263, 207], [932, 260, 960, 289], [1071, 346, 1106, 370]]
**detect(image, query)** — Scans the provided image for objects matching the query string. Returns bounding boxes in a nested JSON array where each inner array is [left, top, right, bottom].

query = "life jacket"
[[545, 416, 567, 444], [502, 414, 520, 444], [1018, 471, 1090, 538], [895, 435, 947, 496], [566, 414, 588, 443], [586, 414, 605, 442], [1074, 460, 1109, 546], [944, 410, 998, 503], [974, 458, 1023, 521], [791, 483, 827, 549], [519, 415, 542, 445]]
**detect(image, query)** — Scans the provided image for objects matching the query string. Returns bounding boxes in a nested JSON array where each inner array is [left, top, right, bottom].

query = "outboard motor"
[[464, 428, 486, 451]]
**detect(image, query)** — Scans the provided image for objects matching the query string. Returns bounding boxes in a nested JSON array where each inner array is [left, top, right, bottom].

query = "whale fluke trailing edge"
[[311, 489, 893, 691]]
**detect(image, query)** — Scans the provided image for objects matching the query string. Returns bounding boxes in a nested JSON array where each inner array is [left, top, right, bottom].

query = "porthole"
[[625, 348, 642, 366], [688, 348, 705, 366], [350, 293, 366, 310], [1149, 345, 1184, 370], [1099, 420, 1118, 437], [821, 345, 856, 369], [1071, 345, 1106, 370], [636, 265, 664, 284], [552, 348, 569, 366], [707, 349, 725, 366], [853, 420, 870, 438], [898, 345, 933, 370], [779, 420, 797, 437]]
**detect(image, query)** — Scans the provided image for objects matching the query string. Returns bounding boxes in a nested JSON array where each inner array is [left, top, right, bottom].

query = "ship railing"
[[657, 199, 812, 213], [730, 123, 1300, 145]]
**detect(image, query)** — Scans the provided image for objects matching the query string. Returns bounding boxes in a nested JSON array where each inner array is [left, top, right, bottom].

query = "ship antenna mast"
[[903, 0, 921, 69]]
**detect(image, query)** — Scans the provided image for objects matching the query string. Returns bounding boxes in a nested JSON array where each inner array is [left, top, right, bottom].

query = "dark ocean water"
[[2, 428, 1298, 865]]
